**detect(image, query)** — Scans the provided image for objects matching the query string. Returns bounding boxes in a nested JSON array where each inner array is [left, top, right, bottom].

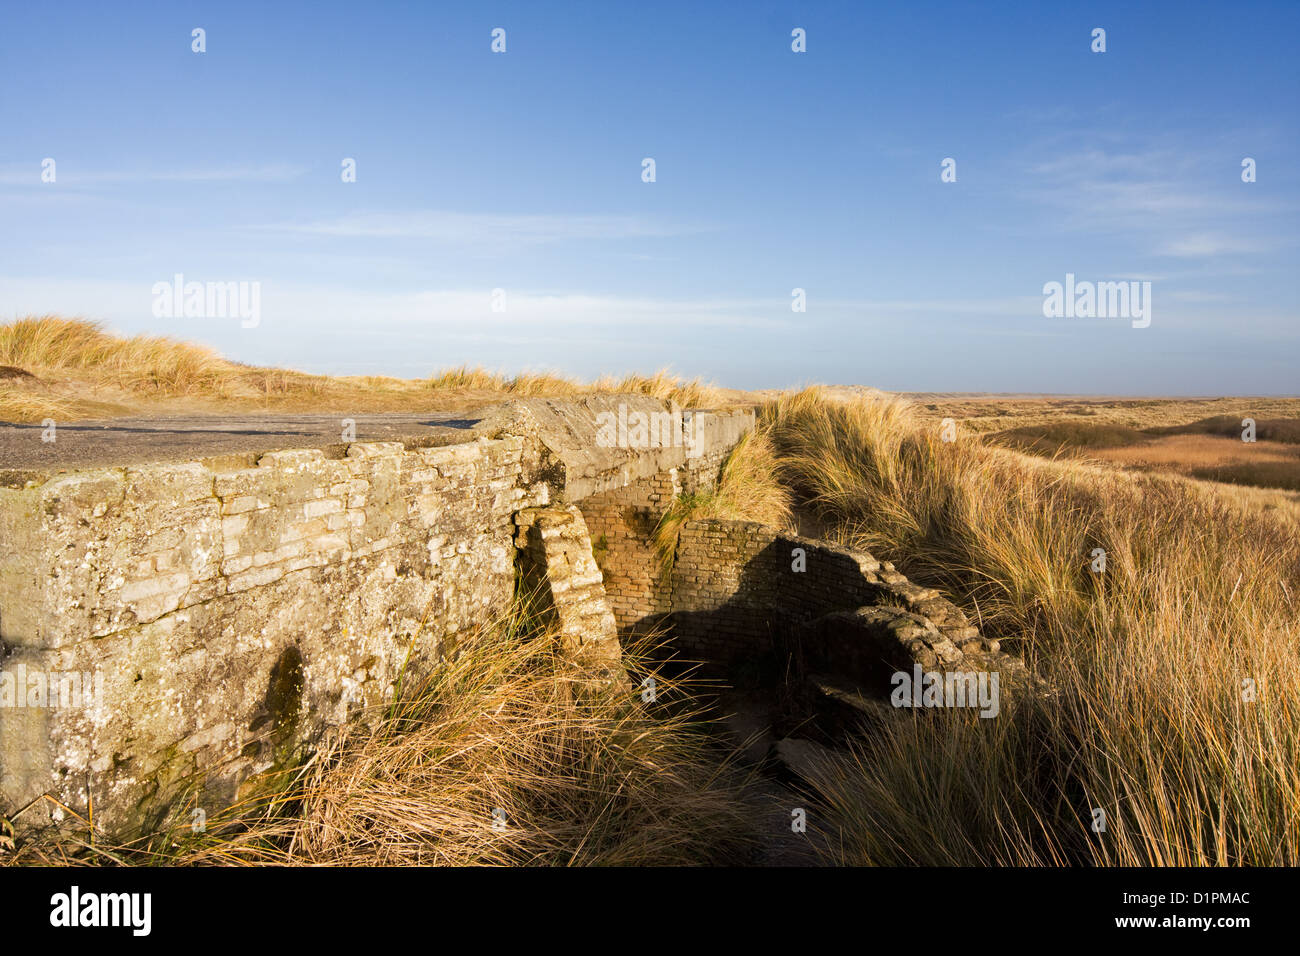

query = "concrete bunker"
[[1, 392, 1029, 839], [0, 396, 752, 836]]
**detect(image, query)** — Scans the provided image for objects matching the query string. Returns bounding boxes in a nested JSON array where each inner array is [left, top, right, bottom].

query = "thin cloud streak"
[[250, 210, 717, 244], [0, 163, 308, 186]]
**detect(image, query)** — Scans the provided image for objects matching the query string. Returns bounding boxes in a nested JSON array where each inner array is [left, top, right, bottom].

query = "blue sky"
[[2, 0, 1296, 393]]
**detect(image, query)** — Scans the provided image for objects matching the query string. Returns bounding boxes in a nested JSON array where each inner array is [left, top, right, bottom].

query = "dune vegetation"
[[0, 315, 728, 423], [5, 601, 761, 867], [759, 387, 1300, 865], [984, 409, 1300, 492]]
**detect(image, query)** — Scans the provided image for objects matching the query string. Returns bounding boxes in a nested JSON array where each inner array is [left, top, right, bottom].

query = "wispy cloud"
[[251, 210, 715, 244], [1156, 233, 1268, 258], [1167, 290, 1234, 303], [1016, 140, 1293, 259], [0, 277, 788, 332], [0, 163, 307, 186]]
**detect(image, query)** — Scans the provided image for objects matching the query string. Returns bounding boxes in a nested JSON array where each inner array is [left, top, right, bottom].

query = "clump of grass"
[[426, 365, 502, 390], [196, 621, 754, 865], [0, 384, 73, 423], [426, 365, 579, 394], [429, 363, 724, 408], [240, 368, 330, 398], [653, 428, 794, 574], [6, 605, 757, 867], [764, 387, 1300, 866], [596, 370, 725, 409], [0, 314, 230, 393], [790, 704, 1076, 866], [507, 370, 584, 396]]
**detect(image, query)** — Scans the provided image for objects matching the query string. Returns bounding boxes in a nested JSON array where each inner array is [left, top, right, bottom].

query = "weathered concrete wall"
[[0, 396, 754, 837], [476, 398, 752, 501], [0, 436, 546, 834]]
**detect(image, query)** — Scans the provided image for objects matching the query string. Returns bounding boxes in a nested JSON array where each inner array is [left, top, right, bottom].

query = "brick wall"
[[667, 519, 998, 676], [576, 440, 737, 638], [578, 471, 676, 635]]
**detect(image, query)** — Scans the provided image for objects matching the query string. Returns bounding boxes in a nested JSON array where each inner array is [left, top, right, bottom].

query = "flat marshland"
[[2, 316, 1298, 866]]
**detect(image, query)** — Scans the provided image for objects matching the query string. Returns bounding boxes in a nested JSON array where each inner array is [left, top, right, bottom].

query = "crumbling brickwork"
[[666, 519, 1026, 688], [575, 421, 741, 636], [514, 505, 622, 675]]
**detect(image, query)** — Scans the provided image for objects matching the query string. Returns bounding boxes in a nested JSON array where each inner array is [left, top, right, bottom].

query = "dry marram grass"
[[763, 388, 1300, 865], [3, 607, 759, 867], [0, 316, 729, 422]]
